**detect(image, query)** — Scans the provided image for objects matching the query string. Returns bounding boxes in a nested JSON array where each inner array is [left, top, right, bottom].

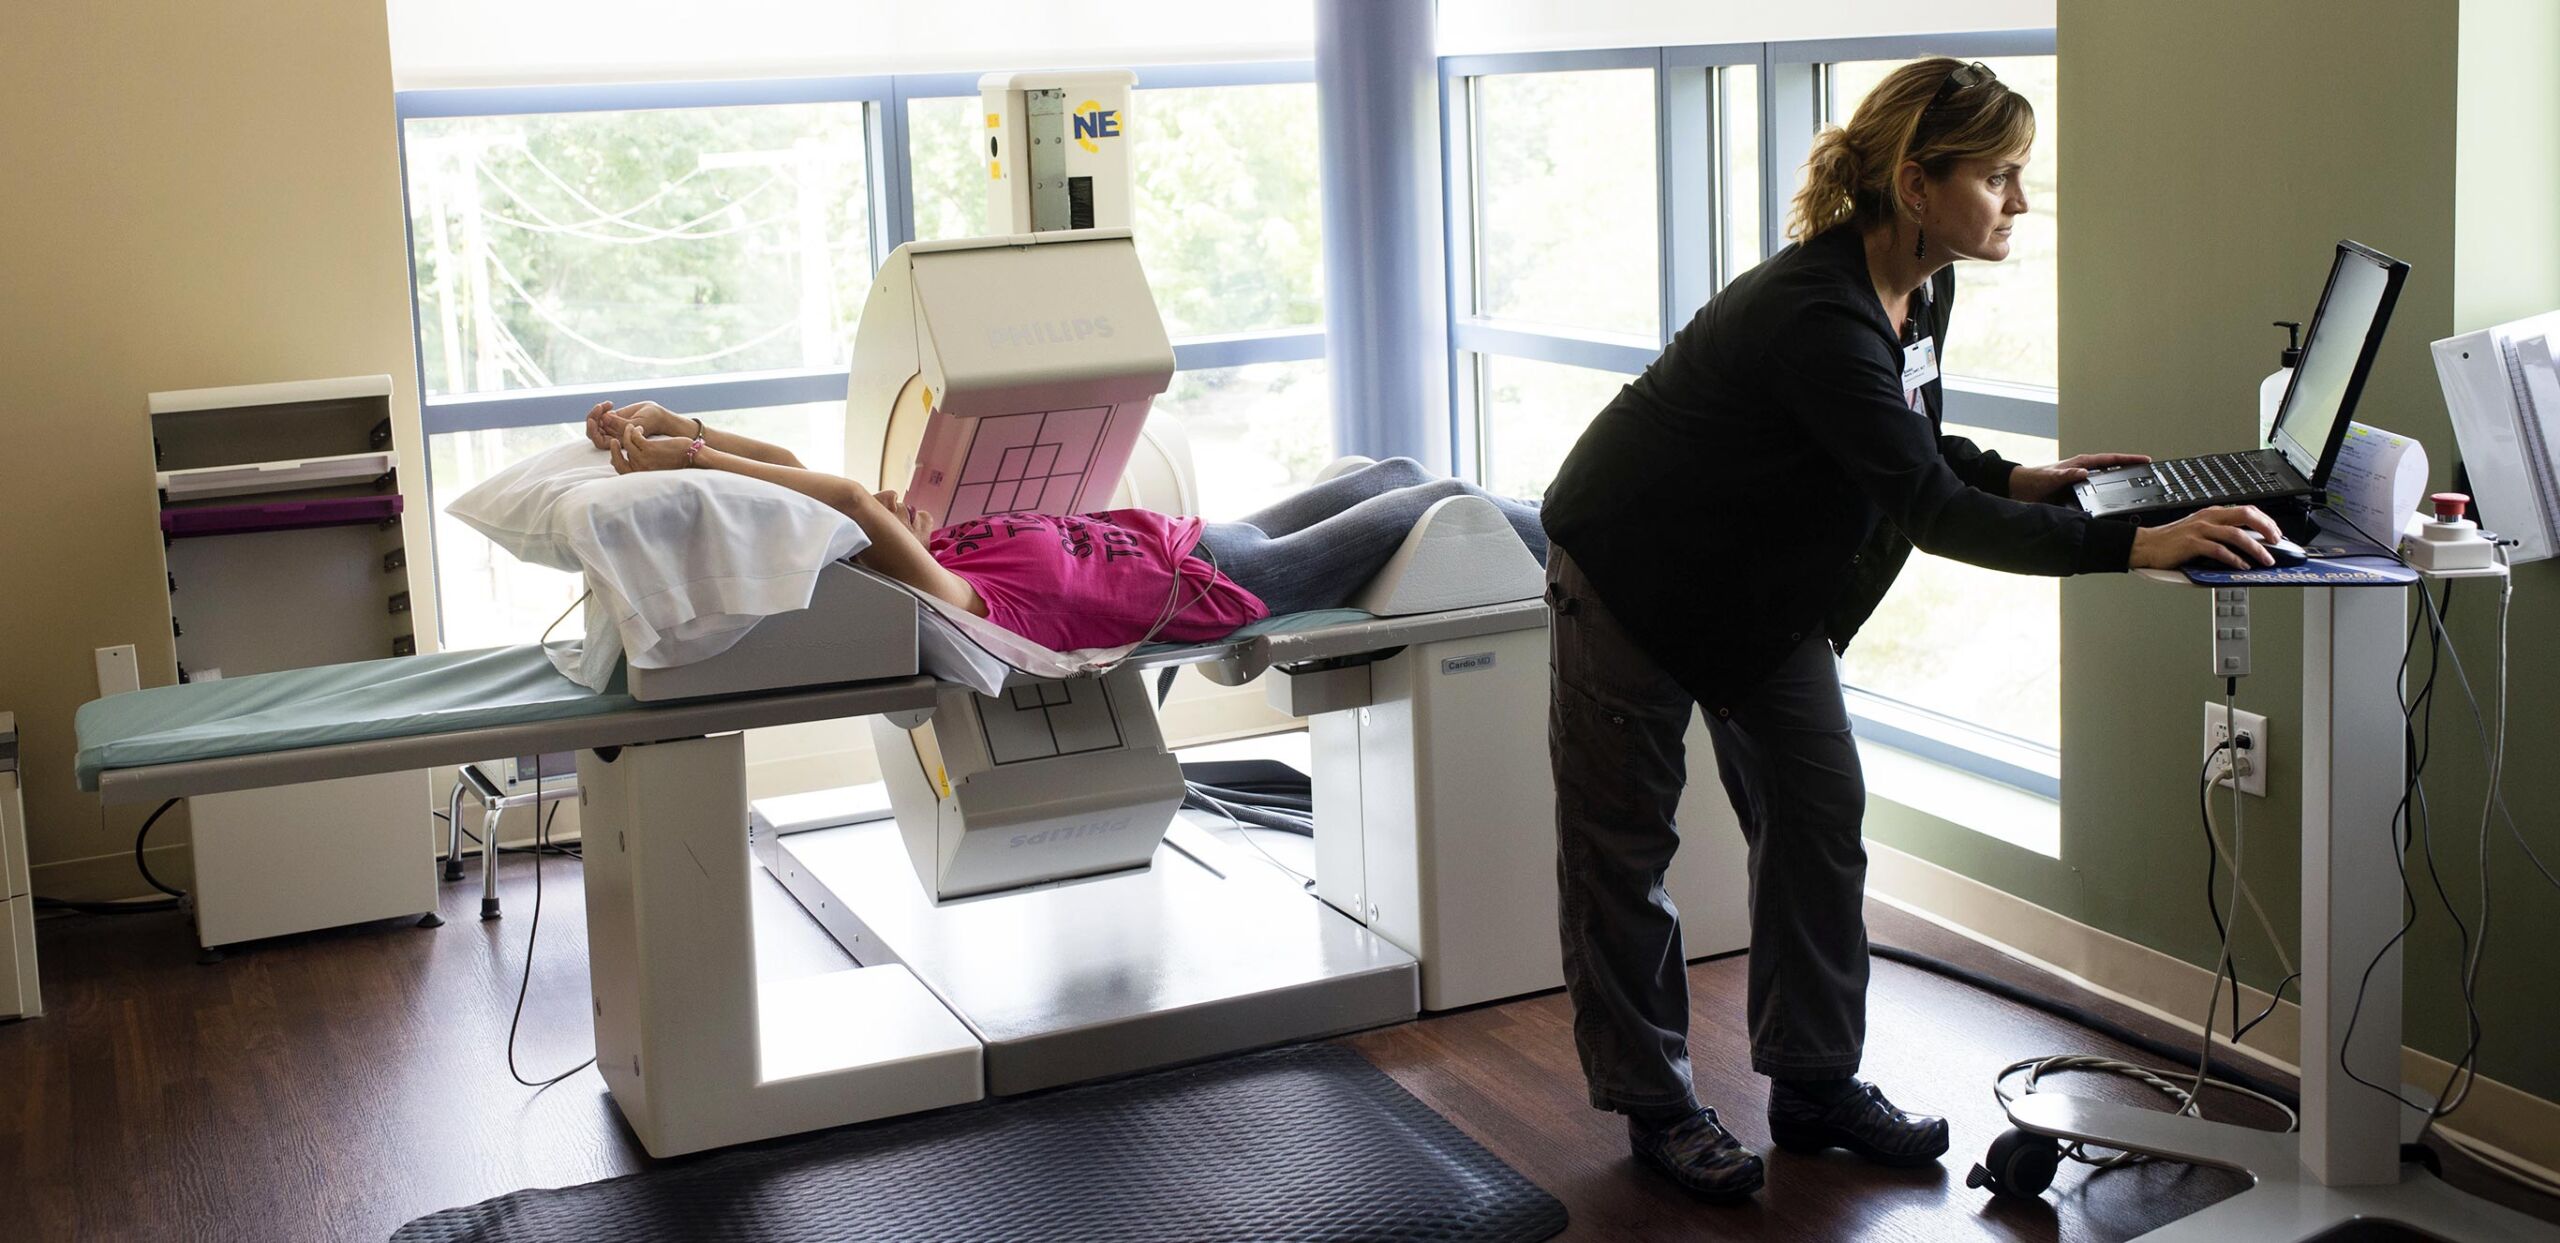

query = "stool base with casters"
[[1976, 575, 2553, 1241], [1986, 1093, 2549, 1241], [445, 762, 580, 920]]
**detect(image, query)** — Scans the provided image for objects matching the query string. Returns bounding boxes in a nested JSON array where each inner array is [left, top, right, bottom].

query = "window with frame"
[[1818, 49, 2062, 768], [1446, 49, 1771, 505], [902, 73, 1331, 523], [402, 68, 1331, 651], [1449, 56, 1662, 502], [401, 86, 883, 651], [1446, 33, 2063, 812], [1127, 79, 1330, 521]]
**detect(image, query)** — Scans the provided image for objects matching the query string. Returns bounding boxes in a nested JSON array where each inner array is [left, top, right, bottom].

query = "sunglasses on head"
[[1924, 61, 1997, 113]]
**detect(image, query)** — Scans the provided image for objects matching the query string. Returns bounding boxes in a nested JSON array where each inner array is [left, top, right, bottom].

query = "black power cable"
[[2339, 581, 2472, 1118], [450, 816, 582, 860], [1184, 789, 1314, 837], [1871, 942, 2298, 1108], [2410, 586, 2488, 1127], [2407, 576, 2518, 1133], [1179, 760, 1318, 838], [504, 795, 592, 1090], [135, 797, 184, 898], [2196, 736, 2244, 1028], [2191, 724, 2294, 1045], [34, 894, 178, 915], [46, 798, 194, 913]]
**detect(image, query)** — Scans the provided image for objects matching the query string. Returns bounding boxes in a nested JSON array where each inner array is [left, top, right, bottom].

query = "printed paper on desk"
[[2323, 421, 2428, 546]]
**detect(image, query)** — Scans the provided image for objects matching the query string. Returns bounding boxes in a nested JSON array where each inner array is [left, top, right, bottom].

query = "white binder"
[[2431, 310, 2560, 563]]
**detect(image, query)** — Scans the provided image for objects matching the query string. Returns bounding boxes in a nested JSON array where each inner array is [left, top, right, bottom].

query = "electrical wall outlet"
[[94, 644, 140, 698], [2203, 703, 2269, 797]]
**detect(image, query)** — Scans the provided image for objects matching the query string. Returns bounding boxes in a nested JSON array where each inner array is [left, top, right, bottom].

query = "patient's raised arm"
[[588, 400, 806, 470], [608, 422, 986, 618]]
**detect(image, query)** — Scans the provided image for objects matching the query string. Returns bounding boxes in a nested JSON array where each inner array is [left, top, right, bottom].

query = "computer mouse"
[[2183, 530, 2306, 572]]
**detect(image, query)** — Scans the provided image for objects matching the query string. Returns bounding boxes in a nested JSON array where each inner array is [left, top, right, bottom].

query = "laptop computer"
[[2075, 239, 2409, 522]]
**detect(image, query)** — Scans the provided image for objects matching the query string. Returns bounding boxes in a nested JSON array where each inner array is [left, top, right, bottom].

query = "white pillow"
[[550, 467, 870, 674], [444, 439, 616, 572]]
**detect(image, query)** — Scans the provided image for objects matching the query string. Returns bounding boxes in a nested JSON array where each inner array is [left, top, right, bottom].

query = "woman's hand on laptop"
[[2010, 452, 2152, 504], [2129, 505, 2284, 570]]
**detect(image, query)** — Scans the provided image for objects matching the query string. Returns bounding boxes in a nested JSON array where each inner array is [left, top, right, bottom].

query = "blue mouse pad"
[[2182, 547, 2418, 587]]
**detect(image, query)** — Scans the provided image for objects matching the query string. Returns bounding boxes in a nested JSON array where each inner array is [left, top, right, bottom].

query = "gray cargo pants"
[[1546, 547, 1871, 1114]]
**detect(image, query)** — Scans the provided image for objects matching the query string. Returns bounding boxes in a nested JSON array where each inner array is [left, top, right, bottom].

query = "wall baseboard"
[[30, 843, 196, 904], [1864, 840, 2560, 1183]]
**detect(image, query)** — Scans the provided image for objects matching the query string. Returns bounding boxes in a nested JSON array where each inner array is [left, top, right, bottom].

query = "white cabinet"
[[147, 378, 436, 950], [1, 713, 40, 1019], [1298, 630, 1752, 1012]]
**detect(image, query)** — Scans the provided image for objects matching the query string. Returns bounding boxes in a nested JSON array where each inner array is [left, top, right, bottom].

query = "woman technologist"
[[1539, 59, 2283, 1201]]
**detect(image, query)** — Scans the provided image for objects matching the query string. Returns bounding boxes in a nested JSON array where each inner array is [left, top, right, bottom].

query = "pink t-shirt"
[[927, 509, 1269, 651]]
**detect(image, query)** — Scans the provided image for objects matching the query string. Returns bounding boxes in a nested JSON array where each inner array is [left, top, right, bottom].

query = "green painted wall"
[[1866, 0, 2560, 1104]]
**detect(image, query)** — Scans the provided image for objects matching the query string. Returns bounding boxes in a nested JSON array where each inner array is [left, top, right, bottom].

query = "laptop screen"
[[2272, 242, 2406, 482]]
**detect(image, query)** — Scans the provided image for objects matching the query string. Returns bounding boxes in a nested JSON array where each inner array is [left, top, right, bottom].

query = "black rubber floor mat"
[[395, 1043, 1567, 1243]]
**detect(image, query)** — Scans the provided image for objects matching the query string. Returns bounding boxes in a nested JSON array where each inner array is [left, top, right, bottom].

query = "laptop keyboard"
[[2150, 452, 2286, 504]]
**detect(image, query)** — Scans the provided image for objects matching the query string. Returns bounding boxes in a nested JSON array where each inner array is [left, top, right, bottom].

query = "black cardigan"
[[1541, 224, 2137, 710]]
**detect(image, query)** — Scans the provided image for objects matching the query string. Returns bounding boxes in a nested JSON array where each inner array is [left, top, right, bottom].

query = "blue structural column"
[[1316, 0, 1451, 469]]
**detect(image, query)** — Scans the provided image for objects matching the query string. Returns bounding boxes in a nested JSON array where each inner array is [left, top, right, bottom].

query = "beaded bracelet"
[[685, 436, 708, 466]]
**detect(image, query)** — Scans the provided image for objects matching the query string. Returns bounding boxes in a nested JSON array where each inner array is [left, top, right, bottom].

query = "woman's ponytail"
[[1786, 127, 1866, 243]]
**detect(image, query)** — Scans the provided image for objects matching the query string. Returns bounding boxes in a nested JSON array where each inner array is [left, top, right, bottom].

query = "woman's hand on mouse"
[[2129, 505, 2284, 570], [2009, 452, 2152, 504]]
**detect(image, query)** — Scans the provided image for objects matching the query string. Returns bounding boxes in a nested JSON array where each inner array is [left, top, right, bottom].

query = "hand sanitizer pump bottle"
[[2259, 320, 2302, 443]]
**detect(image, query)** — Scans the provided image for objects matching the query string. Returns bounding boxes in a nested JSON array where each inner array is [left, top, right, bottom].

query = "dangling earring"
[[1914, 225, 1927, 261]]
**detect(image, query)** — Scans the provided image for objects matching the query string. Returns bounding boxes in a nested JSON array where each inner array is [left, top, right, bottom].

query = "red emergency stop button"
[[2430, 492, 2470, 522]]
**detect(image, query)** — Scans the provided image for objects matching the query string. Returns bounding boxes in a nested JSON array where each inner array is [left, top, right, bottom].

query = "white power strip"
[[2209, 588, 2250, 678]]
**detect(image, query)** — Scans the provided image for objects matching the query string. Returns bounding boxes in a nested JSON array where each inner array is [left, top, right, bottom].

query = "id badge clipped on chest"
[[1901, 337, 1940, 392]]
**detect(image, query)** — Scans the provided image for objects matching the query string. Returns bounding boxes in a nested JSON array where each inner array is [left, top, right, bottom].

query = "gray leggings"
[[1193, 458, 1549, 616]]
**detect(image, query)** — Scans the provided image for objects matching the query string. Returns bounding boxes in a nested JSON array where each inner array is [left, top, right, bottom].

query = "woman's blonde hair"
[[1784, 57, 2035, 243]]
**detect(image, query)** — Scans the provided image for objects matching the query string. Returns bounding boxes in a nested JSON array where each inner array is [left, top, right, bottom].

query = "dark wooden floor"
[[4, 850, 2552, 1242]]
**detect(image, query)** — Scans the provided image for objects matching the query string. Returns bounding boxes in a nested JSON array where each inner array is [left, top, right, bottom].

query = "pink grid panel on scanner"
[[903, 404, 1138, 528]]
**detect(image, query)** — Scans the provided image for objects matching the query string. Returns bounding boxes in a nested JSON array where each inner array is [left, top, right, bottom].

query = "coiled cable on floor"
[[1869, 942, 2299, 1109], [1875, 941, 2560, 1202]]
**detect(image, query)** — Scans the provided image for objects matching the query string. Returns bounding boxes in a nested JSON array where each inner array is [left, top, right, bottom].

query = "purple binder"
[[160, 494, 404, 538]]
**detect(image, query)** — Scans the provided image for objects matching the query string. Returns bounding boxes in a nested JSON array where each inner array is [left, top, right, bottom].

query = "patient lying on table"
[[585, 402, 1550, 652]]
